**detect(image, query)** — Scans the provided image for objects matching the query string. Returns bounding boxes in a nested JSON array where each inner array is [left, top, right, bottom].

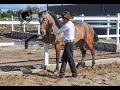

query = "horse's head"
[[38, 10, 64, 44], [38, 11, 51, 36]]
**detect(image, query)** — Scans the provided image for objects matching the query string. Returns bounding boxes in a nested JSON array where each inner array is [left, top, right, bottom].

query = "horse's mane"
[[47, 11, 64, 29]]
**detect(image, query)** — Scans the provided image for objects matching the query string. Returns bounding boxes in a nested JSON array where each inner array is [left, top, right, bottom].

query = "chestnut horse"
[[25, 10, 99, 72]]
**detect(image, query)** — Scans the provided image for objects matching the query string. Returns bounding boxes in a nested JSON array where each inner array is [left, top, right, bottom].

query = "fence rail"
[[0, 13, 120, 44], [71, 13, 120, 44]]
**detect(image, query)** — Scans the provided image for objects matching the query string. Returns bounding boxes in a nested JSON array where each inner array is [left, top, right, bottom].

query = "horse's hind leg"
[[76, 40, 86, 68], [86, 40, 95, 68]]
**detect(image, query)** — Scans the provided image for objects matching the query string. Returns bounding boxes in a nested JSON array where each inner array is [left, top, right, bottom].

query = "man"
[[53, 11, 78, 78]]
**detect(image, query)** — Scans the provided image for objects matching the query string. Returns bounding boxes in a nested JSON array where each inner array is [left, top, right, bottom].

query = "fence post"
[[38, 25, 40, 34], [44, 43, 49, 66], [81, 14, 84, 22], [107, 14, 110, 39], [11, 15, 14, 31], [57, 15, 59, 18], [23, 23, 25, 32], [116, 13, 120, 44], [30, 24, 32, 31]]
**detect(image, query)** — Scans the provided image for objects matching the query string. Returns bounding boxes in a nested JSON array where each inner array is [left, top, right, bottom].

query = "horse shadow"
[[0, 62, 58, 78], [0, 64, 36, 72], [0, 58, 74, 79]]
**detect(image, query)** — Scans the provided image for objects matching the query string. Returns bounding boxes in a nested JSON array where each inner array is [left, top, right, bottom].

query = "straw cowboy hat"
[[59, 11, 74, 19]]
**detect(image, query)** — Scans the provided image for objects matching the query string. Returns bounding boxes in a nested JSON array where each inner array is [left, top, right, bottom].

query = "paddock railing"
[[72, 13, 120, 44], [0, 13, 120, 44]]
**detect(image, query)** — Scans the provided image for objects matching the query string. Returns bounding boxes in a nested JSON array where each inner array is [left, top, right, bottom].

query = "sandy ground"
[[0, 45, 119, 86], [0, 26, 120, 86]]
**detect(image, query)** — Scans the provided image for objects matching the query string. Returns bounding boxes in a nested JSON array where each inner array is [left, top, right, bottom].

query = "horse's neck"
[[47, 15, 58, 30], [49, 22, 64, 42], [46, 14, 64, 43], [48, 18, 63, 38]]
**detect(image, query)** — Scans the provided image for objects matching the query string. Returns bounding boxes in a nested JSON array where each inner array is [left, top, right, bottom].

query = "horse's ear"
[[46, 10, 49, 13], [43, 10, 49, 15]]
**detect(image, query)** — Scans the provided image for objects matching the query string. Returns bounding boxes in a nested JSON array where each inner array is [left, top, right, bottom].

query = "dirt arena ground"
[[0, 25, 120, 86], [0, 45, 119, 86]]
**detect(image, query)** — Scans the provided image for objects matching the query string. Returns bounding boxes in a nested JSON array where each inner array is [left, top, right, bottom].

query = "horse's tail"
[[94, 32, 99, 42]]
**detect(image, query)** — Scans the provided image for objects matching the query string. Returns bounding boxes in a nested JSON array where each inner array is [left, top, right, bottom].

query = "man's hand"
[[51, 32, 54, 34], [51, 32, 57, 36], [61, 42, 65, 46]]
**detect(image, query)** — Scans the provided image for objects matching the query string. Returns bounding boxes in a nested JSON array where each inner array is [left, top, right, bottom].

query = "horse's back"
[[74, 22, 95, 42]]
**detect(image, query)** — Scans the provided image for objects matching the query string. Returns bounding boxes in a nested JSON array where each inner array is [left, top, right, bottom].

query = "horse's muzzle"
[[40, 31, 45, 36], [37, 36, 42, 39]]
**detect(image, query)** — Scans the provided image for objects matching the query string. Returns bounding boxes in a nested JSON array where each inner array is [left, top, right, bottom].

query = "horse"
[[25, 10, 99, 73]]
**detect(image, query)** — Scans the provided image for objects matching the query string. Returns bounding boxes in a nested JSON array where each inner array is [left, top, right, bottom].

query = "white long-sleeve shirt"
[[53, 21, 75, 42]]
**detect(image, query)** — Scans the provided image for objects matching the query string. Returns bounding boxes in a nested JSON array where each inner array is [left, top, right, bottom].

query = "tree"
[[26, 6, 32, 11], [7, 10, 16, 16], [32, 6, 40, 14], [26, 6, 40, 14]]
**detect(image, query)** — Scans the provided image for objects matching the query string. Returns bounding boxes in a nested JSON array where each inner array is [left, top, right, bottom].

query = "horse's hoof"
[[25, 47, 28, 49], [25, 44, 28, 49], [77, 62, 85, 68], [54, 71, 59, 75], [53, 68, 59, 73], [91, 65, 95, 69], [81, 62, 85, 68], [53, 70, 59, 76], [76, 62, 81, 68]]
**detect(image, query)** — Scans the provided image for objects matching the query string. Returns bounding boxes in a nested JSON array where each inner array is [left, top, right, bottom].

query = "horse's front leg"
[[25, 35, 39, 49], [54, 43, 61, 73]]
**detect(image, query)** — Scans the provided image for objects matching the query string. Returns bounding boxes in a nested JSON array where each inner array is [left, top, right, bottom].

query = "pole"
[[107, 14, 110, 39], [44, 43, 49, 65], [38, 25, 40, 34], [23, 23, 25, 32], [116, 13, 120, 44], [12, 15, 14, 31], [81, 14, 84, 22]]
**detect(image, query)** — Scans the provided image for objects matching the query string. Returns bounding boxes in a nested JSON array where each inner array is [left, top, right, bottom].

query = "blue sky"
[[0, 4, 65, 12]]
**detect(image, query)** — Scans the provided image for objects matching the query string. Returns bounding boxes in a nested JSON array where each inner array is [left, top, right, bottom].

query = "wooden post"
[[44, 43, 49, 66], [12, 16, 14, 31], [116, 13, 120, 44], [23, 23, 25, 32], [38, 25, 40, 34], [107, 14, 110, 39], [81, 14, 84, 22]]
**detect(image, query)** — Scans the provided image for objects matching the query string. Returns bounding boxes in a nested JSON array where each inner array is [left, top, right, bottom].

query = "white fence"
[[1, 13, 120, 65], [72, 13, 120, 44]]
